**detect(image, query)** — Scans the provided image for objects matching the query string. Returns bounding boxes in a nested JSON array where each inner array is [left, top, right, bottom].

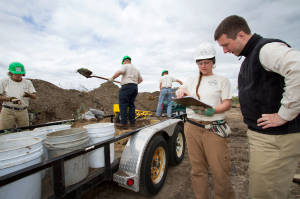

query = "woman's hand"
[[176, 88, 189, 98]]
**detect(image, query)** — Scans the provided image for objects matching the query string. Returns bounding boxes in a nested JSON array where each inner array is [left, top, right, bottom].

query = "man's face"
[[217, 33, 244, 56], [12, 74, 23, 80]]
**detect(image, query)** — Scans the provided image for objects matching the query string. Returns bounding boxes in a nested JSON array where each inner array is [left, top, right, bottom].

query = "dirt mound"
[[25, 79, 160, 125]]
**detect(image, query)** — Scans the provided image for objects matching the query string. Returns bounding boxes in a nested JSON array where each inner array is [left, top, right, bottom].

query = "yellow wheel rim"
[[151, 147, 166, 184], [176, 133, 183, 157]]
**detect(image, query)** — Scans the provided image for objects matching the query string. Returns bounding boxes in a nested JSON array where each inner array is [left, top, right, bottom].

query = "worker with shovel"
[[108, 56, 143, 129], [0, 62, 37, 130]]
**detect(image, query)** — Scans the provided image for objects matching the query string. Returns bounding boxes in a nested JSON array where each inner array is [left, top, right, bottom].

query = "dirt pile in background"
[[22, 79, 160, 125]]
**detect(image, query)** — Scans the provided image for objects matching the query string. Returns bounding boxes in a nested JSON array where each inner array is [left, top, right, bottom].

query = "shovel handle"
[[90, 76, 121, 84]]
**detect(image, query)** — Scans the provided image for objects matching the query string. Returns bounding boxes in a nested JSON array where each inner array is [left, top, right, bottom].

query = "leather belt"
[[162, 87, 171, 89], [3, 105, 27, 111], [186, 118, 211, 128]]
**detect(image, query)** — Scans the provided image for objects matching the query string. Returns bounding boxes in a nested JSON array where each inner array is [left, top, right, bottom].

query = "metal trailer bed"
[[0, 114, 187, 199]]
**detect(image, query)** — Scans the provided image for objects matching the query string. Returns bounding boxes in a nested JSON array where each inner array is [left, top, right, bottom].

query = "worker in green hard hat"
[[0, 62, 37, 130], [108, 56, 143, 129], [155, 70, 182, 118]]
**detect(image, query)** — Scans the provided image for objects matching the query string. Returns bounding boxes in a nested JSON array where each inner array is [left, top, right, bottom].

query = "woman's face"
[[11, 74, 23, 80], [197, 59, 214, 76]]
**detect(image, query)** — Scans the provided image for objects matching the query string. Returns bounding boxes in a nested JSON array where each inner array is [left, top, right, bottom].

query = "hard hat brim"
[[194, 55, 215, 60], [10, 70, 25, 74]]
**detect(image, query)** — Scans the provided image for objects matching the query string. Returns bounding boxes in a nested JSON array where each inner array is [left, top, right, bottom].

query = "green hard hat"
[[161, 70, 168, 76], [121, 55, 131, 64], [8, 62, 26, 74]]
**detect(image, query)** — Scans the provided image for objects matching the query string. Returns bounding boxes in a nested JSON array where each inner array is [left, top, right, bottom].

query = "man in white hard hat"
[[108, 55, 143, 129], [215, 15, 300, 199], [155, 70, 182, 118]]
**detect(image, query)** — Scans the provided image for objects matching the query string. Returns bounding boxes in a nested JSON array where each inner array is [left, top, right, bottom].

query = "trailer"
[[0, 114, 187, 198]]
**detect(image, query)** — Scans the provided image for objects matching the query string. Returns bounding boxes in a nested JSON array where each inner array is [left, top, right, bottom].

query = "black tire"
[[115, 112, 121, 123], [139, 136, 169, 197], [167, 125, 185, 166]]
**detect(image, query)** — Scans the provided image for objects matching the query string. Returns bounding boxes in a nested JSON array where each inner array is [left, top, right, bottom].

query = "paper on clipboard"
[[172, 96, 213, 108]]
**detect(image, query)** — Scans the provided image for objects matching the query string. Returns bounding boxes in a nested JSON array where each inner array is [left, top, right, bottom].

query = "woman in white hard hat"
[[177, 42, 235, 199], [0, 62, 37, 130]]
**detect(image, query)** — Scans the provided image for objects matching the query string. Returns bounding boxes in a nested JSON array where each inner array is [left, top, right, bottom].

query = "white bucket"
[[0, 138, 43, 199], [45, 128, 89, 187], [0, 130, 48, 179], [83, 123, 115, 168]]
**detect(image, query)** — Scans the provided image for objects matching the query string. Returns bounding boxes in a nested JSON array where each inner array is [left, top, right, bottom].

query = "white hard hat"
[[194, 42, 216, 60]]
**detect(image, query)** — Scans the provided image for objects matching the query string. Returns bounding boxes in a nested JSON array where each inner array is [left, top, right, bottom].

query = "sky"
[[1, 0, 300, 96]]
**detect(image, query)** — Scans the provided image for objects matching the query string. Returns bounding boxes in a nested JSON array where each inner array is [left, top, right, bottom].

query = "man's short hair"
[[214, 15, 251, 41], [7, 71, 25, 77]]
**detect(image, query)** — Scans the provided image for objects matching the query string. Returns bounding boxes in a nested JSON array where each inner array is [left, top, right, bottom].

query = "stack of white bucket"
[[45, 128, 89, 187], [0, 130, 48, 179], [0, 138, 43, 199], [0, 122, 115, 199], [83, 123, 115, 168], [0, 124, 71, 199], [33, 124, 71, 162]]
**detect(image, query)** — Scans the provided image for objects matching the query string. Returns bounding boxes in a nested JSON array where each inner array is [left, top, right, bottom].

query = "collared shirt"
[[0, 78, 36, 108], [180, 74, 233, 122], [159, 75, 177, 88], [120, 64, 142, 86], [260, 42, 300, 121]]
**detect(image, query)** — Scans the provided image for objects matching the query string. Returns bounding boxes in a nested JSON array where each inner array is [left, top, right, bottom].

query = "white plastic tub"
[[0, 130, 48, 179], [45, 128, 89, 187], [83, 123, 115, 168], [0, 138, 43, 199]]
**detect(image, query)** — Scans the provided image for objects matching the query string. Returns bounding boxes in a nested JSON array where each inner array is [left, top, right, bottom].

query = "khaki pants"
[[185, 121, 235, 199], [247, 129, 300, 199], [0, 107, 29, 130]]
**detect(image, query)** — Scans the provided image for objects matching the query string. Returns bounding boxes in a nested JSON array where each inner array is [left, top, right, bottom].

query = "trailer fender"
[[113, 119, 184, 192]]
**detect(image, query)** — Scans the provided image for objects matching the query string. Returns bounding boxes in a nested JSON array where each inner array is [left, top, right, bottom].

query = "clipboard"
[[172, 96, 213, 108]]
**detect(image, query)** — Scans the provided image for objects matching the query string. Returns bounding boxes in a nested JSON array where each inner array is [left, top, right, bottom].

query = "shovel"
[[76, 68, 121, 84]]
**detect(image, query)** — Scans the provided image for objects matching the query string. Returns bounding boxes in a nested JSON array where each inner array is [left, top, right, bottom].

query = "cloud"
[[0, 0, 300, 97]]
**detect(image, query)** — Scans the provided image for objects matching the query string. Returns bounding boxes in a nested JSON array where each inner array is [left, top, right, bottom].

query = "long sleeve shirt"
[[260, 42, 300, 121]]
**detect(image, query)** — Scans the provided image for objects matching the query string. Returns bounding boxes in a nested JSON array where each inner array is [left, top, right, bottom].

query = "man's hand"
[[11, 98, 22, 105], [22, 92, 31, 98], [257, 113, 288, 129], [176, 88, 190, 98], [108, 77, 114, 82]]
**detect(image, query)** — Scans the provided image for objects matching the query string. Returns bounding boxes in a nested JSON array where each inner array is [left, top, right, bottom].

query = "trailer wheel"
[[167, 125, 185, 166], [139, 136, 169, 197], [115, 113, 121, 123]]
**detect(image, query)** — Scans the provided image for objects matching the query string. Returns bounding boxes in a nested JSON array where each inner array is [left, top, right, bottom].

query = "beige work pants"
[[247, 129, 300, 199], [185, 121, 235, 199], [0, 107, 29, 130]]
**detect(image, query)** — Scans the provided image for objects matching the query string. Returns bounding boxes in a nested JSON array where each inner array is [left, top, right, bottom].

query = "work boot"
[[129, 124, 135, 127], [154, 115, 160, 118], [115, 123, 128, 129]]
